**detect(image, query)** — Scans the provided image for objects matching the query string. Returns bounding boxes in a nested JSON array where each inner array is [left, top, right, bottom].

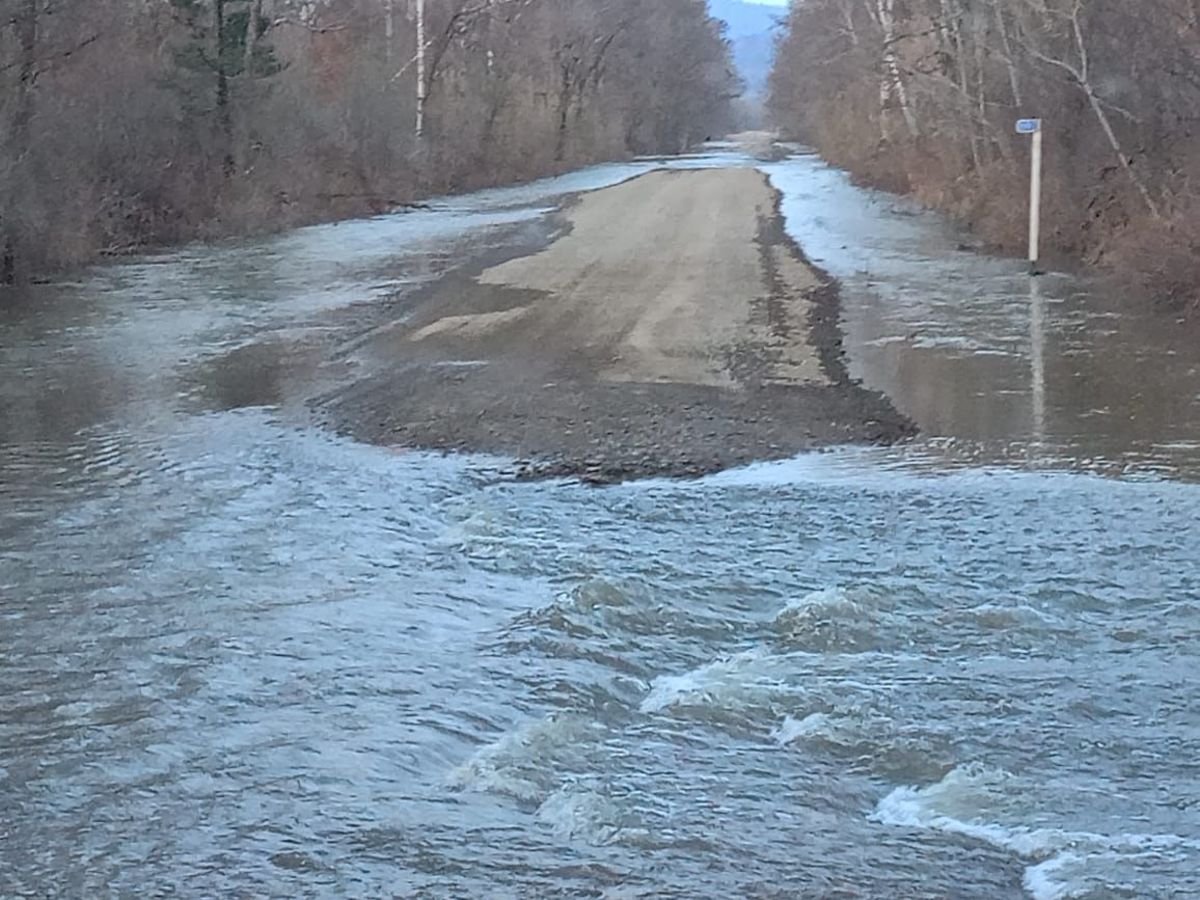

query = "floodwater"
[[764, 154, 1200, 479], [2, 149, 1199, 899]]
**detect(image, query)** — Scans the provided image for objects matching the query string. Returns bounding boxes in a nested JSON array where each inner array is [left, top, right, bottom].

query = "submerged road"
[[1, 144, 1199, 899]]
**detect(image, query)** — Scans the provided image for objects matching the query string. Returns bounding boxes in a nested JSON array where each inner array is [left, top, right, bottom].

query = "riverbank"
[[323, 167, 913, 482], [2, 148, 642, 287]]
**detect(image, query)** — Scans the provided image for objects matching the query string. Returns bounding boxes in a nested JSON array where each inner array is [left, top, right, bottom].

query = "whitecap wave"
[[773, 587, 881, 653], [1022, 853, 1085, 900], [774, 707, 950, 782], [774, 712, 830, 745], [536, 787, 622, 845], [873, 764, 1199, 900], [449, 714, 602, 803], [639, 650, 785, 715], [518, 577, 651, 633], [774, 707, 894, 749], [956, 601, 1057, 631]]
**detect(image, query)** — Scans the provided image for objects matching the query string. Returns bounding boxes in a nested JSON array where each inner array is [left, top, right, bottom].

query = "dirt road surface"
[[326, 167, 912, 482]]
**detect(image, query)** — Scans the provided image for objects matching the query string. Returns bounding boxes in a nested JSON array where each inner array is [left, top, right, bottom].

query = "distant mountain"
[[708, 0, 784, 98], [709, 0, 782, 40]]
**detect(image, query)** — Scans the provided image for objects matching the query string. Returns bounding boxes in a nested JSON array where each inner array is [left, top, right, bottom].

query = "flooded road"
[[765, 155, 1200, 478], [2, 149, 1199, 898]]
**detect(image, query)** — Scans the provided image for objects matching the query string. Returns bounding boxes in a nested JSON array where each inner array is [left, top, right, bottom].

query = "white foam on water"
[[781, 586, 860, 616], [434, 506, 506, 549], [599, 888, 661, 900], [527, 577, 644, 623], [774, 587, 882, 653], [53, 700, 97, 720], [958, 601, 1058, 631], [1022, 854, 1084, 900], [774, 713, 830, 745], [774, 708, 890, 748], [691, 451, 890, 489], [639, 649, 779, 715], [773, 700, 956, 784], [1021, 847, 1199, 900], [536, 787, 622, 846], [448, 714, 602, 803], [873, 764, 1199, 900]]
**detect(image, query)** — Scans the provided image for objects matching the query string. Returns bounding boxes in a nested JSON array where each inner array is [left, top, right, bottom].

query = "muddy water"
[[765, 153, 1200, 479], [2, 149, 1199, 899]]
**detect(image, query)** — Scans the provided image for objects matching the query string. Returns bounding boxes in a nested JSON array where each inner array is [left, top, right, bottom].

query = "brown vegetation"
[[0, 0, 736, 282], [768, 0, 1200, 309]]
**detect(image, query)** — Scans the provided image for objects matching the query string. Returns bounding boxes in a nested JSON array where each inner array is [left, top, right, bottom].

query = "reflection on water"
[[2, 149, 1199, 898], [764, 156, 1200, 480], [1030, 279, 1047, 446]]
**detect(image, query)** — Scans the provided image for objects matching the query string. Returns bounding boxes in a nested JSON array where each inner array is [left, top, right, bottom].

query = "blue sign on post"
[[1015, 118, 1045, 274]]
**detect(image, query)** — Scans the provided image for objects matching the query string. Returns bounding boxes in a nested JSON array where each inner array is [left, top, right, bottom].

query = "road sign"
[[1016, 119, 1045, 274]]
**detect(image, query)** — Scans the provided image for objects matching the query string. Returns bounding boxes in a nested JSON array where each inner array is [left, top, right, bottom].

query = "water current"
[[2, 148, 1198, 898]]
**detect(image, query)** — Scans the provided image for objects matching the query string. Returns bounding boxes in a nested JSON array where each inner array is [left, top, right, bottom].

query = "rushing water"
[[2, 149, 1199, 899]]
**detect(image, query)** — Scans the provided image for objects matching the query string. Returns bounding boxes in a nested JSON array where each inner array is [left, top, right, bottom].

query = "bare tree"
[[0, 0, 736, 284], [769, 0, 1200, 303], [1014, 0, 1163, 218]]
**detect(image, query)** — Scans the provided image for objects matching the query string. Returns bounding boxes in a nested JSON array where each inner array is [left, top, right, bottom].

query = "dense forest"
[[0, 0, 736, 281], [769, 0, 1200, 305]]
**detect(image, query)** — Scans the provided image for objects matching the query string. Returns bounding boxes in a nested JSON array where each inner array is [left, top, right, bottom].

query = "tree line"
[[769, 0, 1200, 304], [0, 0, 736, 282]]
